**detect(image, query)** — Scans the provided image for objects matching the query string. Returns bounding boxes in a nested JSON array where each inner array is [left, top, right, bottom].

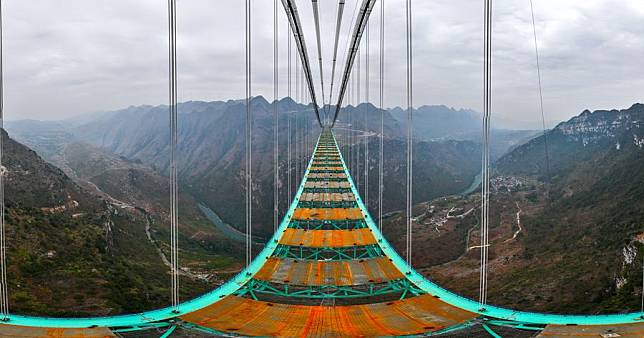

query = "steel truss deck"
[[303, 187, 353, 193], [297, 200, 357, 208], [272, 244, 385, 260], [288, 219, 368, 230], [234, 278, 424, 300]]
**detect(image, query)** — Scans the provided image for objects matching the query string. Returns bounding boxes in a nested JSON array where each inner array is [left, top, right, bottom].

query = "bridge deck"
[[299, 192, 355, 202], [181, 294, 475, 337], [306, 172, 347, 179], [292, 207, 363, 220], [0, 325, 115, 337], [278, 228, 377, 247], [304, 181, 351, 189], [179, 129, 478, 336], [254, 257, 404, 286]]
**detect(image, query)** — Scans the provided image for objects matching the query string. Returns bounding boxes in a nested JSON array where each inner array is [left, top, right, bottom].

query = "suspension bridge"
[[0, 0, 643, 337]]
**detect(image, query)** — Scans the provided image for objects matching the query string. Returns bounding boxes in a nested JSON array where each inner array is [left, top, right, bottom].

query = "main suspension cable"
[[378, 0, 385, 231], [0, 0, 9, 321], [311, 0, 326, 118], [328, 0, 346, 122], [331, 0, 377, 127], [167, 0, 180, 311], [404, 0, 413, 265], [281, 0, 323, 127], [529, 0, 550, 180], [273, 0, 279, 232], [334, 0, 361, 106], [245, 0, 253, 267]]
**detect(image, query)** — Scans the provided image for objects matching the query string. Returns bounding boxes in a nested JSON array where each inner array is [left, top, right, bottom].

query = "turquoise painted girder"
[[1, 128, 643, 329], [311, 161, 343, 165], [328, 130, 644, 326], [288, 219, 367, 230], [234, 278, 423, 300], [297, 201, 357, 208], [271, 244, 384, 260], [303, 187, 352, 193], [0, 129, 325, 328], [305, 177, 347, 182]]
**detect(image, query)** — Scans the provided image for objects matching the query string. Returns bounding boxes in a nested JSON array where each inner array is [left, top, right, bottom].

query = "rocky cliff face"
[[554, 104, 644, 146], [434, 103, 644, 314], [496, 103, 644, 177]]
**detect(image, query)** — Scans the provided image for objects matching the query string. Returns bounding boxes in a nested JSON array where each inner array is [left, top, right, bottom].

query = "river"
[[460, 172, 482, 196], [198, 203, 266, 244]]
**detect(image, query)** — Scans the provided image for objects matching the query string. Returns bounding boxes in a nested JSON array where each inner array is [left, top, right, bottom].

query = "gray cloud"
[[3, 0, 643, 126]]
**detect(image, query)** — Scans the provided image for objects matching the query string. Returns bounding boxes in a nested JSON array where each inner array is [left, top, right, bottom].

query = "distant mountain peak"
[[554, 104, 643, 142]]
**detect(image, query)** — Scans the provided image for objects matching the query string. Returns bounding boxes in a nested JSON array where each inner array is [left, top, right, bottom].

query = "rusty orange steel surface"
[[181, 295, 476, 337], [304, 181, 351, 189], [0, 326, 115, 338], [307, 172, 347, 179], [279, 228, 376, 247], [254, 257, 404, 286], [299, 192, 355, 202], [308, 166, 344, 171], [312, 161, 343, 165], [292, 208, 363, 220]]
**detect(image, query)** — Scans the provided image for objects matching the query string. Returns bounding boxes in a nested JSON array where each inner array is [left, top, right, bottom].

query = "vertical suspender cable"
[[479, 0, 492, 308], [288, 25, 292, 98], [364, 21, 369, 207], [352, 62, 356, 182], [288, 115, 292, 204], [296, 100, 300, 183], [273, 0, 279, 232], [328, 0, 346, 122], [378, 0, 384, 230], [529, 0, 550, 181], [287, 25, 292, 206], [348, 78, 352, 174], [641, 255, 644, 317], [296, 56, 300, 103], [356, 48, 360, 188], [404, 0, 413, 265], [245, 0, 253, 267], [0, 0, 9, 321], [167, 0, 180, 312]]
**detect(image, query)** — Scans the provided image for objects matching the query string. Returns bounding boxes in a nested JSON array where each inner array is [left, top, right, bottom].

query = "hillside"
[[9, 98, 485, 238], [388, 104, 540, 158], [2, 130, 242, 316], [384, 103, 644, 314]]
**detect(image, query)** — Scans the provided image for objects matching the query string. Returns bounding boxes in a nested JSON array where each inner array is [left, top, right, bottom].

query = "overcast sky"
[[3, 0, 644, 126]]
